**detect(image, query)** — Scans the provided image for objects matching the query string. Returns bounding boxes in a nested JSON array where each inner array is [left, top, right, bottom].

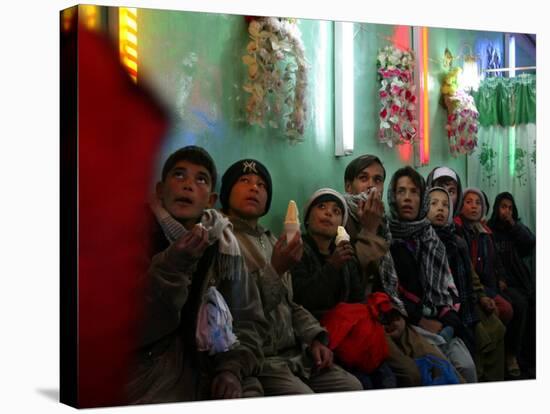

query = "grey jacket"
[[229, 216, 328, 378], [126, 218, 267, 403]]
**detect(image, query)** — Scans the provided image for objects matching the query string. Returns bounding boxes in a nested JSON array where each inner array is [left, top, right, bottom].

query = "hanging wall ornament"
[[242, 16, 308, 143], [440, 67, 479, 156], [376, 46, 418, 147]]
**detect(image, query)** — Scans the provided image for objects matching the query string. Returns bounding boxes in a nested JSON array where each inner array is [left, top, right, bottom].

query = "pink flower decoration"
[[391, 85, 402, 95]]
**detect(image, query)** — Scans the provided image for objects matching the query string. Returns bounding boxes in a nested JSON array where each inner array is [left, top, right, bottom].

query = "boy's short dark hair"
[[433, 176, 456, 188], [344, 154, 386, 184], [161, 146, 217, 189]]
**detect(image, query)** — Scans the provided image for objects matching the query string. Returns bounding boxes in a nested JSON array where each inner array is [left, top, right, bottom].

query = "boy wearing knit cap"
[[221, 160, 362, 396], [127, 146, 268, 403], [291, 188, 400, 389], [291, 188, 363, 320]]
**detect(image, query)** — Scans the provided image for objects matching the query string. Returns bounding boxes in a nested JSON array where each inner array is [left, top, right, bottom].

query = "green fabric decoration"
[[473, 74, 536, 127]]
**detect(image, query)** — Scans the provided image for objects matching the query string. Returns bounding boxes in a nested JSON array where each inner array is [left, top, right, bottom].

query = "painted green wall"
[[137, 9, 509, 234]]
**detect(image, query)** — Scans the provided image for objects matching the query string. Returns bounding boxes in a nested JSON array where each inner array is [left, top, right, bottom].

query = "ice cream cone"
[[335, 226, 350, 245], [284, 200, 300, 242]]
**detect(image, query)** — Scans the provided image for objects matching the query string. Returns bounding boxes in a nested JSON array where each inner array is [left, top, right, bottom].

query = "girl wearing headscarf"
[[386, 168, 478, 379], [427, 188, 477, 345], [488, 192, 536, 377], [387, 167, 460, 333], [427, 187, 506, 382], [455, 188, 520, 378]]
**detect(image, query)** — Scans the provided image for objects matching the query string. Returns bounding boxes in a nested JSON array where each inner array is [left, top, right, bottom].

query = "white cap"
[[304, 188, 349, 227], [432, 167, 458, 183]]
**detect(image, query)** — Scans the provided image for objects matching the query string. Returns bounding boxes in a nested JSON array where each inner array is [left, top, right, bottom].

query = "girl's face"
[[395, 176, 421, 221], [461, 192, 483, 222], [498, 198, 514, 221], [427, 190, 450, 226], [307, 201, 344, 239]]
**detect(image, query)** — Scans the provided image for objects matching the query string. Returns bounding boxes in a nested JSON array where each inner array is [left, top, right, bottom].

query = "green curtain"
[[466, 72, 536, 234], [473, 74, 536, 127], [466, 124, 536, 233]]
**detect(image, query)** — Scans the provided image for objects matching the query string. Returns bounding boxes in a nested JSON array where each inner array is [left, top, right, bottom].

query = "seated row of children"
[[126, 146, 536, 404]]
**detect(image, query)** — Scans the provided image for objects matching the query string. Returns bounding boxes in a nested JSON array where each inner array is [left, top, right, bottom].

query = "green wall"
[[137, 9, 508, 234]]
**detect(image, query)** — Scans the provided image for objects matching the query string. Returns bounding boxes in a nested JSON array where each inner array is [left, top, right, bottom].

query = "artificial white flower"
[[242, 17, 308, 142], [248, 20, 262, 37]]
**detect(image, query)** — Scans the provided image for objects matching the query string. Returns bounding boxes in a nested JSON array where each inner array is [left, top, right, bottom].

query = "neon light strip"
[[61, 8, 76, 32], [509, 126, 516, 176], [421, 27, 430, 164], [508, 36, 516, 176], [81, 5, 99, 30], [334, 22, 354, 156], [509, 35, 516, 78], [119, 8, 138, 82]]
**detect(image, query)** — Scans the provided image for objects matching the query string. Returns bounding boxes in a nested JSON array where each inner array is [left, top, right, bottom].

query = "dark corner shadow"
[[37, 388, 59, 402]]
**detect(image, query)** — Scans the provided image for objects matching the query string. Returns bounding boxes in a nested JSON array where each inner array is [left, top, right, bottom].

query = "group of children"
[[126, 146, 536, 404]]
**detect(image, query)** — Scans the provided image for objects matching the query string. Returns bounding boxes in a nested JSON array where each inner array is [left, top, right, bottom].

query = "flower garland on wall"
[[242, 17, 308, 142], [440, 67, 479, 156], [376, 46, 418, 147]]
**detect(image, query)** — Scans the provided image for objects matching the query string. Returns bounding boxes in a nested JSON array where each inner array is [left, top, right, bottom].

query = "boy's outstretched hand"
[[167, 224, 210, 264], [271, 231, 303, 275]]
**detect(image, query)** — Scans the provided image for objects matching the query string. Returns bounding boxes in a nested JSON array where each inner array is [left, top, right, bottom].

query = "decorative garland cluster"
[[242, 17, 308, 142], [376, 46, 418, 147], [440, 67, 479, 156]]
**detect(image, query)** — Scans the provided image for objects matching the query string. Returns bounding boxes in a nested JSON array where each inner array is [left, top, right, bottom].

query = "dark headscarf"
[[488, 192, 520, 227], [388, 166, 430, 227], [428, 188, 478, 327], [387, 167, 457, 309]]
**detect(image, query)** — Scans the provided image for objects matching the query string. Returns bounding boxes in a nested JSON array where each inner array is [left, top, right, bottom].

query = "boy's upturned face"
[[461, 192, 483, 222], [427, 190, 450, 226], [307, 201, 344, 239], [436, 179, 458, 210], [228, 174, 268, 219], [498, 198, 514, 221], [395, 176, 420, 221], [156, 160, 216, 228], [345, 163, 385, 196]]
